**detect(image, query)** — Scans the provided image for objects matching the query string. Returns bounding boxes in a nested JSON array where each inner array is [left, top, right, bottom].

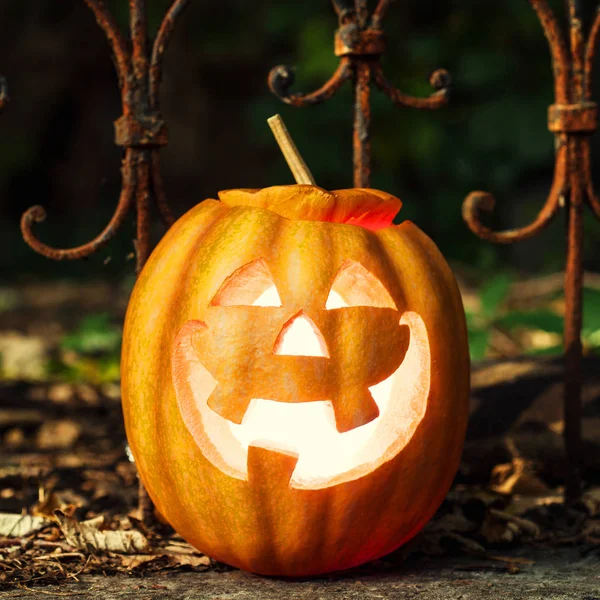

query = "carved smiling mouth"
[[193, 308, 410, 434], [172, 311, 431, 490]]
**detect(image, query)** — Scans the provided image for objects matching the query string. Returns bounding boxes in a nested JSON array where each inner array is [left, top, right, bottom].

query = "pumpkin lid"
[[217, 185, 401, 231]]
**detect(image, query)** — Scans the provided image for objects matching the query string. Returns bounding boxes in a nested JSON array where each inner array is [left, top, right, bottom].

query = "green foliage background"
[[1, 0, 600, 372], [3, 0, 600, 274]]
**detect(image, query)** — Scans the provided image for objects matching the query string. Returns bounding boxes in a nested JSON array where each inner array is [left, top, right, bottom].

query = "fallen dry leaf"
[[118, 549, 210, 570], [163, 552, 210, 568], [119, 554, 160, 569], [162, 541, 198, 554], [0, 514, 50, 537], [157, 541, 210, 567], [34, 551, 86, 561], [54, 510, 150, 554], [116, 541, 210, 571], [81, 515, 105, 529], [490, 457, 550, 496]]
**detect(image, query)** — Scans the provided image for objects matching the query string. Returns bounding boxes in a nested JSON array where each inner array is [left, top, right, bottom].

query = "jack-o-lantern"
[[121, 184, 470, 576]]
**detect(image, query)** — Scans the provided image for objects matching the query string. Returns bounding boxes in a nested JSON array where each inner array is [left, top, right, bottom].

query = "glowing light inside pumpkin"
[[253, 285, 282, 307], [272, 310, 330, 357], [324, 289, 347, 310], [173, 261, 430, 489]]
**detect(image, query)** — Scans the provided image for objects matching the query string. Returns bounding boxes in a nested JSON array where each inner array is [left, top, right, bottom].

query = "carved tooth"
[[247, 443, 299, 487], [331, 388, 380, 433], [207, 386, 252, 424]]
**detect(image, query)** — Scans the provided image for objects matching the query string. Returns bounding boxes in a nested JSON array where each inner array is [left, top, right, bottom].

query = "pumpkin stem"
[[268, 114, 316, 185]]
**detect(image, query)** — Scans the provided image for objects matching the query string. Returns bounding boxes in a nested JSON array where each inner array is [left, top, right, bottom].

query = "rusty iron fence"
[[461, 0, 600, 503], [20, 0, 185, 275], [16, 0, 599, 511]]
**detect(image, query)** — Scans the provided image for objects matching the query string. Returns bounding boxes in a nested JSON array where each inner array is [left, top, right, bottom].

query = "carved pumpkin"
[[121, 185, 470, 576]]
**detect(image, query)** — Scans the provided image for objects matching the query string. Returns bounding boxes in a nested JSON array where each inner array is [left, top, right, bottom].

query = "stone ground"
[[3, 548, 599, 599]]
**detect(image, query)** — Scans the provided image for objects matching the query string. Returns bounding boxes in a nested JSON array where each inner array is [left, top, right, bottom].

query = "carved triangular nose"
[[273, 311, 330, 358]]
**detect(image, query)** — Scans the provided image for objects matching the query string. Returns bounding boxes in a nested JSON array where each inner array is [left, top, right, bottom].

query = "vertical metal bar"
[[563, 0, 585, 503], [129, 0, 151, 275], [134, 147, 153, 519], [135, 152, 152, 274], [564, 143, 584, 503], [129, 0, 154, 519], [568, 0, 585, 98], [353, 61, 372, 187], [130, 0, 149, 85]]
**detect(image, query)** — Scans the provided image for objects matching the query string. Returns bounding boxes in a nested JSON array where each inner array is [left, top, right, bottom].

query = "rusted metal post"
[[353, 61, 372, 187], [463, 0, 600, 503], [564, 150, 584, 501], [19, 0, 191, 519], [268, 0, 450, 188]]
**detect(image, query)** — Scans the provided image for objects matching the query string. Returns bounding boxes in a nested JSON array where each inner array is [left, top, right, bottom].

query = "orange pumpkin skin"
[[121, 185, 470, 576]]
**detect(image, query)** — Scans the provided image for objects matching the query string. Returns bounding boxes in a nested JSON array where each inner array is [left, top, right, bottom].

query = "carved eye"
[[210, 259, 282, 307], [325, 260, 397, 310]]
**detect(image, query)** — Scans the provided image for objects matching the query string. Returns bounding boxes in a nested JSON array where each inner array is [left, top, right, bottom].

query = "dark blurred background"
[[1, 0, 600, 378]]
